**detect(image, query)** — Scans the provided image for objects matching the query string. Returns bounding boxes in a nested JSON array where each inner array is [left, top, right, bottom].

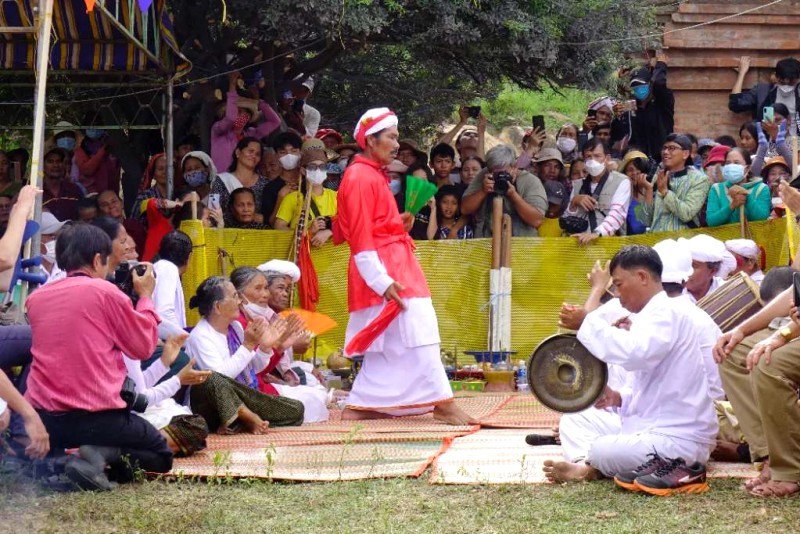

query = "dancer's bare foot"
[[237, 406, 270, 434], [543, 459, 600, 483], [743, 460, 770, 491], [341, 408, 391, 420], [433, 401, 478, 426]]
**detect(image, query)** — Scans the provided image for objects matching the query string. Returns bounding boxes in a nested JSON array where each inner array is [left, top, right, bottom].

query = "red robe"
[[333, 155, 430, 312]]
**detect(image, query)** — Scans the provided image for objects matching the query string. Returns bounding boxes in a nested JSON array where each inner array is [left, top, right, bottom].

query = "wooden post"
[[491, 196, 503, 269], [789, 136, 798, 262]]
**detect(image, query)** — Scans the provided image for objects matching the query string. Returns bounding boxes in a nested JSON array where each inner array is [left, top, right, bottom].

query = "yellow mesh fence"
[[180, 219, 793, 363]]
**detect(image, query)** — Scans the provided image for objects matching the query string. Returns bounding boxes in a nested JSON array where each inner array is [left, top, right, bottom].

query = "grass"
[[1, 473, 798, 533], [478, 84, 598, 132]]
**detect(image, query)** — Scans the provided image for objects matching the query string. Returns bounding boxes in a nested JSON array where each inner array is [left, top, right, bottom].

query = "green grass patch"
[[1, 474, 797, 533], [478, 84, 599, 132]]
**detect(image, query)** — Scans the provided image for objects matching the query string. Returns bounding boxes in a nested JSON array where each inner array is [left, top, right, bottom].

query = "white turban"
[[354, 107, 398, 149], [725, 239, 760, 260], [181, 151, 218, 182], [653, 239, 693, 284], [588, 96, 617, 112], [257, 260, 300, 282], [685, 234, 727, 263]]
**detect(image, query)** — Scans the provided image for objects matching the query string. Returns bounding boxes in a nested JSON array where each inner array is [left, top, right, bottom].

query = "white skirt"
[[274, 383, 330, 423], [135, 399, 192, 430]]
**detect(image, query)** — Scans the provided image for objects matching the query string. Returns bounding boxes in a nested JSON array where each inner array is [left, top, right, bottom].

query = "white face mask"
[[43, 240, 56, 263], [306, 169, 327, 185], [279, 153, 301, 170], [389, 178, 402, 195], [556, 137, 577, 154], [244, 301, 273, 319], [584, 158, 606, 177]]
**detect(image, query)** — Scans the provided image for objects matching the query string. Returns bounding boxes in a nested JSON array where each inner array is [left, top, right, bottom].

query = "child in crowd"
[[539, 180, 566, 237], [429, 143, 456, 189], [76, 196, 98, 222], [426, 185, 473, 240]]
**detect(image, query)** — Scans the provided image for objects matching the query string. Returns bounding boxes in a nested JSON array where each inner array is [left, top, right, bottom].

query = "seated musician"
[[542, 245, 718, 496], [725, 238, 764, 285], [681, 234, 736, 304]]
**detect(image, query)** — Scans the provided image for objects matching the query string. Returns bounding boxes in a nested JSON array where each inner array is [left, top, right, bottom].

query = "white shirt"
[[186, 319, 270, 381], [578, 291, 718, 446], [123, 355, 181, 406], [677, 295, 725, 401], [152, 260, 186, 339], [751, 270, 764, 285], [564, 176, 631, 236], [682, 276, 724, 304]]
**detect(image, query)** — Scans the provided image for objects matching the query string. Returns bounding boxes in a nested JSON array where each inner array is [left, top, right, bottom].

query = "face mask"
[[584, 158, 606, 177], [43, 240, 56, 263], [556, 137, 577, 154], [279, 153, 301, 170], [722, 163, 746, 184], [233, 113, 250, 131], [389, 178, 402, 195], [778, 84, 796, 94], [56, 137, 76, 151], [244, 302, 272, 319], [338, 157, 349, 168], [306, 169, 327, 185], [85, 129, 104, 140], [184, 169, 209, 188], [632, 85, 650, 101]]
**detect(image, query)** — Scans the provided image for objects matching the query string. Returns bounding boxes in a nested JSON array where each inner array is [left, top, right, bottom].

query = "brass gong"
[[527, 334, 608, 413]]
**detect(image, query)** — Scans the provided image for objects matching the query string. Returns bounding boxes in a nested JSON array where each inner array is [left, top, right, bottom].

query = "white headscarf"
[[181, 151, 218, 182]]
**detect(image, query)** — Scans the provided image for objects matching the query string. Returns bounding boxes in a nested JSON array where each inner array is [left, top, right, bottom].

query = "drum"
[[696, 271, 763, 333], [527, 334, 608, 413]]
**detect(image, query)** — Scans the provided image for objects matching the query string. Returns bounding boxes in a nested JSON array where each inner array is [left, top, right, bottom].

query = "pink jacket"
[[211, 91, 281, 172]]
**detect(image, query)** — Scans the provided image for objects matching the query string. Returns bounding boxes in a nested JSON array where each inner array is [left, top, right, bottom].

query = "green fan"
[[404, 176, 438, 215]]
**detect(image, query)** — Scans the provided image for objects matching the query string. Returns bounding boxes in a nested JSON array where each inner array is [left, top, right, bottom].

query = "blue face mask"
[[85, 129, 105, 140], [56, 137, 76, 151], [184, 169, 209, 188], [722, 163, 746, 184], [389, 179, 402, 195], [632, 85, 650, 101]]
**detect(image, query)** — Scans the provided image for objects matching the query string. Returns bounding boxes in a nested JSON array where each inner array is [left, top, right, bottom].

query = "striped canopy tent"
[[0, 0, 189, 77]]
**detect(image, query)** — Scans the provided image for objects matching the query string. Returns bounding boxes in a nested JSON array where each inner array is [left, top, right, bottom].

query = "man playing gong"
[[543, 245, 717, 494]]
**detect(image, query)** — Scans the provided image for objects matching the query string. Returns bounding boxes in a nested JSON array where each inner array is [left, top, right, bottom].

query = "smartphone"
[[208, 193, 221, 211], [794, 272, 800, 307], [587, 109, 597, 119], [292, 99, 305, 113], [532, 115, 545, 132], [467, 106, 481, 119], [763, 106, 775, 122], [623, 100, 637, 113]]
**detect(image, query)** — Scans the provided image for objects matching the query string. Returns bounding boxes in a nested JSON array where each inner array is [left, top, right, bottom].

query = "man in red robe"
[[333, 108, 473, 425]]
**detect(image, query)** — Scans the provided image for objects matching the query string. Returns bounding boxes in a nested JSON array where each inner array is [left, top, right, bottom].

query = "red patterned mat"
[[476, 395, 561, 429]]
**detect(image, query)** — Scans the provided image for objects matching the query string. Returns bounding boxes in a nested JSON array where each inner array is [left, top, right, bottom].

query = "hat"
[[544, 180, 566, 205], [630, 66, 652, 85], [315, 129, 343, 144], [762, 155, 789, 177], [670, 134, 693, 151], [533, 148, 564, 165], [301, 148, 327, 167], [685, 234, 727, 263], [301, 77, 315, 93], [40, 211, 69, 234], [302, 138, 337, 162], [725, 239, 760, 260], [258, 260, 301, 282], [397, 139, 427, 163], [697, 138, 716, 151], [387, 159, 408, 175], [619, 150, 648, 174], [653, 239, 693, 284], [235, 97, 260, 120], [325, 162, 343, 175], [53, 121, 77, 137], [588, 96, 616, 112], [354, 108, 398, 150], [703, 145, 730, 168]]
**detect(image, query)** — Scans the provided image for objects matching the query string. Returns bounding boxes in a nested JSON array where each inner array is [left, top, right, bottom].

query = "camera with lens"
[[114, 261, 151, 303], [120, 376, 148, 413], [321, 216, 332, 230], [493, 171, 513, 196]]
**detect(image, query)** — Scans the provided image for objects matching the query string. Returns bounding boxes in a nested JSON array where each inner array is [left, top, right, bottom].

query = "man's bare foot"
[[743, 461, 770, 491], [543, 459, 600, 483], [237, 406, 270, 434], [747, 479, 800, 498], [433, 402, 478, 426], [341, 408, 392, 420]]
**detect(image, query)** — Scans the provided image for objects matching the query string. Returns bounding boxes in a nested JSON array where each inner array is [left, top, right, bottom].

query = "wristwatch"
[[779, 325, 794, 343]]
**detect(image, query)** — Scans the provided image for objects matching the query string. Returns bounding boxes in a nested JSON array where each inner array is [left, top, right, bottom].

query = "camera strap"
[[309, 197, 321, 219], [579, 172, 610, 232]]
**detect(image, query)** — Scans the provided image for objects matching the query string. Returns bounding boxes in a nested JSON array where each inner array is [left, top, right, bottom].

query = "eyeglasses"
[[661, 145, 686, 153], [305, 164, 326, 172]]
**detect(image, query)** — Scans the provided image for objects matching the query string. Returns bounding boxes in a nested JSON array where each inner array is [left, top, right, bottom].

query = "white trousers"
[[586, 432, 712, 477], [346, 319, 452, 416], [559, 408, 622, 463], [274, 383, 330, 423]]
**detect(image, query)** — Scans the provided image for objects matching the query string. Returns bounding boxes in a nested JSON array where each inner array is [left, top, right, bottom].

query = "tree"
[[170, 0, 657, 138]]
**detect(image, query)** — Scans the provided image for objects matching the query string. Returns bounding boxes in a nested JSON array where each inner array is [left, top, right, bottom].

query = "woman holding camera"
[[274, 147, 337, 247]]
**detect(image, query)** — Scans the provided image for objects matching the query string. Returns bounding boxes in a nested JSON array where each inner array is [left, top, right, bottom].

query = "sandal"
[[747, 480, 800, 498]]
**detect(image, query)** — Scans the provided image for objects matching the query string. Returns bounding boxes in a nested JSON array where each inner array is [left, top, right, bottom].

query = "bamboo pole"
[[491, 196, 503, 269], [789, 136, 798, 262]]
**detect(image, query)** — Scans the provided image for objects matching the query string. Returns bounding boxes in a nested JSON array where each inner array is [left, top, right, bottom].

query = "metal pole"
[[165, 78, 174, 199], [19, 0, 54, 317]]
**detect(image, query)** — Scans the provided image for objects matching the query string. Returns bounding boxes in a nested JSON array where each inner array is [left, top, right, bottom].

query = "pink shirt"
[[25, 276, 160, 412], [211, 91, 281, 172]]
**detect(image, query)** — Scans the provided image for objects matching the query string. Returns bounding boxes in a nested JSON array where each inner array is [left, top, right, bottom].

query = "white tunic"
[[681, 276, 724, 304], [124, 355, 190, 430], [152, 260, 187, 340], [577, 291, 718, 447], [186, 319, 269, 380]]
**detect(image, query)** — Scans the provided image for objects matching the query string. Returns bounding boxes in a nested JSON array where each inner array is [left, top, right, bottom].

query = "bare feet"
[[433, 402, 478, 426], [743, 461, 770, 491], [543, 459, 600, 483], [747, 479, 800, 498], [237, 405, 270, 434], [341, 408, 392, 420]]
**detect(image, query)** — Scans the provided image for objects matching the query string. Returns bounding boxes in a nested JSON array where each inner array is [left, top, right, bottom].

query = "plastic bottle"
[[517, 360, 529, 392]]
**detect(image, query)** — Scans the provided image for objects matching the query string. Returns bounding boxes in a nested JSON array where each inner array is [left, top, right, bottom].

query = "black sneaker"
[[613, 453, 669, 492], [633, 457, 709, 496]]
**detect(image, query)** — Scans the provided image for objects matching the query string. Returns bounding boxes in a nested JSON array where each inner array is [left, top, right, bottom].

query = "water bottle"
[[517, 360, 529, 392]]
